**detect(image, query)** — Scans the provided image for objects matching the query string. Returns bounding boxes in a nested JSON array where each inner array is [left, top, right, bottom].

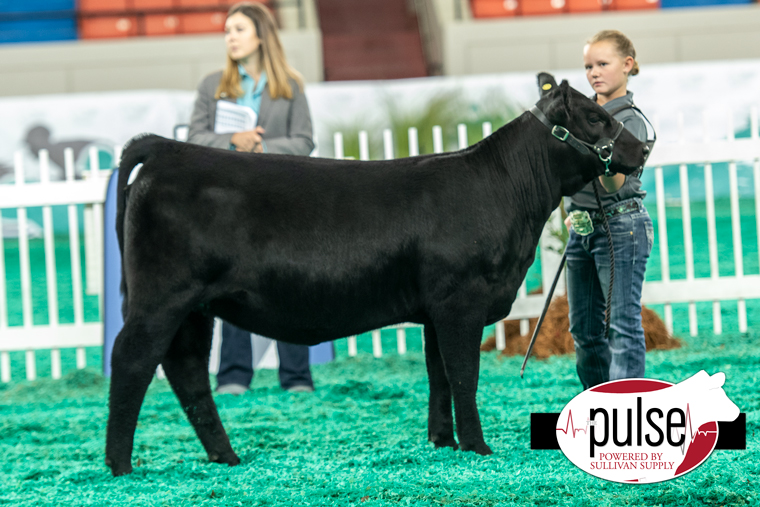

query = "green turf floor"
[[1, 192, 759, 505], [0, 326, 757, 507]]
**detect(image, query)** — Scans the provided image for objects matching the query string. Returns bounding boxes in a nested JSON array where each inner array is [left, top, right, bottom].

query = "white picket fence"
[[642, 109, 760, 336], [1, 109, 759, 382], [0, 147, 114, 382]]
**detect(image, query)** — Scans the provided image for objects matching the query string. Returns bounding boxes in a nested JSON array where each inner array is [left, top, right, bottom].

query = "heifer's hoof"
[[208, 451, 240, 467], [105, 457, 133, 476], [460, 442, 493, 456], [429, 434, 459, 450]]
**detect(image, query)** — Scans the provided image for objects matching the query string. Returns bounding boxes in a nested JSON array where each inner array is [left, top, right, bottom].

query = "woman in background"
[[189, 1, 315, 394]]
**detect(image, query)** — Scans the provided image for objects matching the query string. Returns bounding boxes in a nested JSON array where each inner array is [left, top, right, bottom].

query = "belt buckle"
[[569, 210, 594, 236]]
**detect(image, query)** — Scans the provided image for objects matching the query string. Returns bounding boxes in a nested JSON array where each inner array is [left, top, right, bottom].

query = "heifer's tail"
[[116, 133, 164, 316]]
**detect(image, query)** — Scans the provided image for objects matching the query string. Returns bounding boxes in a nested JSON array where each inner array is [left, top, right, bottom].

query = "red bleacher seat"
[[79, 16, 138, 38], [471, 0, 519, 18], [145, 14, 181, 35], [177, 0, 225, 6], [133, 0, 175, 9], [180, 11, 226, 33], [78, 0, 128, 12], [567, 0, 608, 12], [610, 0, 659, 9], [520, 0, 568, 15]]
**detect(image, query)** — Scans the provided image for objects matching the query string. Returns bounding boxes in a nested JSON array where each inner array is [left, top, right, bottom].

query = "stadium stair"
[[316, 0, 429, 81]]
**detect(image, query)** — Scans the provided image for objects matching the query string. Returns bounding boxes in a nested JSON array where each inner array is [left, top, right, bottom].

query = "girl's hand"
[[231, 126, 266, 153], [564, 215, 572, 230]]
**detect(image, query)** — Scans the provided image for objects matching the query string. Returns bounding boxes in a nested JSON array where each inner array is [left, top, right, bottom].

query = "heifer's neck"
[[474, 113, 566, 226]]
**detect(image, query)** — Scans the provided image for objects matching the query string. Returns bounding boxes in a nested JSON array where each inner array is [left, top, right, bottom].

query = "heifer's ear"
[[537, 72, 558, 97], [559, 80, 571, 109]]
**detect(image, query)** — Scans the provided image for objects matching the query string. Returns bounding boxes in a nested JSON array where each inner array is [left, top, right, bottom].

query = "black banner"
[[531, 413, 746, 450]]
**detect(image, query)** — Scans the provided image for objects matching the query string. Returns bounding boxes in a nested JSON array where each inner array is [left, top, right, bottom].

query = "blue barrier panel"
[[0, 0, 75, 12], [103, 169, 122, 377], [0, 17, 77, 44], [102, 168, 334, 377]]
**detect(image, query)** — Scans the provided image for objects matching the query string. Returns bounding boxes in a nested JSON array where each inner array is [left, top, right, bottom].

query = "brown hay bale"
[[480, 294, 680, 358]]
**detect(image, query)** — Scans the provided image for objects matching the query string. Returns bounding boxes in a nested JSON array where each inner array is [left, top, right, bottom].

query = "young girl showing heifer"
[[564, 30, 655, 390]]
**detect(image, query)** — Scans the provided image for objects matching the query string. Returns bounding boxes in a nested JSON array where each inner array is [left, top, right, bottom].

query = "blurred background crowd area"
[[1, 0, 760, 96]]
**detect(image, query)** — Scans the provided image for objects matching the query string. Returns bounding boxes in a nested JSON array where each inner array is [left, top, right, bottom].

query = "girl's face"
[[225, 12, 261, 62], [583, 40, 634, 103]]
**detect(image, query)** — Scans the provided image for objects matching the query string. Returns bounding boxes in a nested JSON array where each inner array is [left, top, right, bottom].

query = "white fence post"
[[408, 127, 419, 157], [703, 111, 722, 335], [0, 197, 7, 381], [432, 125, 443, 154], [677, 112, 697, 337], [347, 336, 358, 357], [333, 132, 344, 160], [457, 124, 467, 149], [383, 129, 394, 160], [371, 329, 382, 358], [654, 164, 672, 334], [396, 328, 407, 355], [518, 280, 529, 336], [359, 131, 370, 161], [495, 320, 506, 351], [40, 150, 63, 379]]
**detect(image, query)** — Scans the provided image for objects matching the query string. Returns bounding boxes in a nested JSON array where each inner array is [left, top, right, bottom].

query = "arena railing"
[[1, 110, 759, 381]]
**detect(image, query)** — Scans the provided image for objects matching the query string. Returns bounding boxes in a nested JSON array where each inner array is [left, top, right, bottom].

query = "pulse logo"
[[556, 371, 740, 483]]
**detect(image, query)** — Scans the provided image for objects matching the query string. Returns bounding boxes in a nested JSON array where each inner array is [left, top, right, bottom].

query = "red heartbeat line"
[[556, 410, 591, 436], [678, 403, 718, 454]]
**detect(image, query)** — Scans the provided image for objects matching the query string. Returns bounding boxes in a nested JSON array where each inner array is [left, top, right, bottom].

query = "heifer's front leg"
[[105, 315, 177, 476], [161, 311, 239, 467], [432, 305, 493, 456], [424, 325, 457, 450]]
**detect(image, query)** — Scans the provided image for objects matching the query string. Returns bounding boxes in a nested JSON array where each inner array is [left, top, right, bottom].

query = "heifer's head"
[[532, 72, 649, 196]]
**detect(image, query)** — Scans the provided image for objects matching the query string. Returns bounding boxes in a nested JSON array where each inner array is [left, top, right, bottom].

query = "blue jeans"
[[566, 198, 654, 390]]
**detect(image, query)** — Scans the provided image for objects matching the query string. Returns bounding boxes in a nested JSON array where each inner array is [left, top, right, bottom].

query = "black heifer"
[[106, 77, 648, 476]]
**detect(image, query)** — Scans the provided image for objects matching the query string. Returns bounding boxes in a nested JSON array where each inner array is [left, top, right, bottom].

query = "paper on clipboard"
[[214, 100, 258, 134]]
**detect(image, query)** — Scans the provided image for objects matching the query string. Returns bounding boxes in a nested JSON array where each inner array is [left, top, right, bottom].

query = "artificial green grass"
[[2, 189, 758, 505], [1, 328, 757, 506]]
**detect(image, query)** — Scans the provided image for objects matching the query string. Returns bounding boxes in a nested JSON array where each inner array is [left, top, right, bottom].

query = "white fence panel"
[[0, 147, 109, 382]]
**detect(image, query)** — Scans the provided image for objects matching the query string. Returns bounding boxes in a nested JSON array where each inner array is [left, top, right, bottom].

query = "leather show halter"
[[529, 104, 628, 176]]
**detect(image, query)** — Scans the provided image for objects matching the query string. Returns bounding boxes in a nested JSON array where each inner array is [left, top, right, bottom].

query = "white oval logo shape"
[[556, 371, 739, 484]]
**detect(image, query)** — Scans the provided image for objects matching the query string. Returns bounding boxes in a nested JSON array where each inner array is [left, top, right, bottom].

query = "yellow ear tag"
[[542, 83, 552, 90]]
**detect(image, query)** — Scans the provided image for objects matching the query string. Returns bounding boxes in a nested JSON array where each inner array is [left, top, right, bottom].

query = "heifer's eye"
[[588, 116, 602, 125]]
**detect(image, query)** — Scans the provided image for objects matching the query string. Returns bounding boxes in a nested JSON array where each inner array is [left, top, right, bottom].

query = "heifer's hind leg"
[[161, 311, 239, 467], [106, 313, 180, 476], [424, 325, 457, 450], [431, 305, 492, 456]]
